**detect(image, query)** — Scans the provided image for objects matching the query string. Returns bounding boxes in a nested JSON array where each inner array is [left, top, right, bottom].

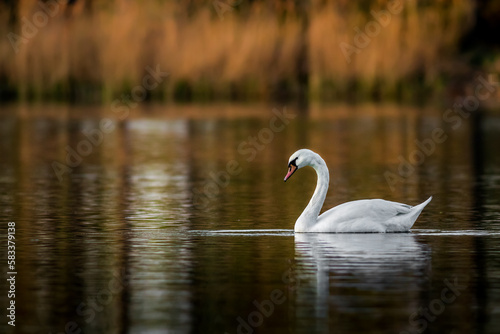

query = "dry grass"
[[0, 0, 477, 102], [309, 0, 475, 99]]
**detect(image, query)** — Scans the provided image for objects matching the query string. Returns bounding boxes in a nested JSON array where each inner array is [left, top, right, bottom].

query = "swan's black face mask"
[[284, 158, 298, 182]]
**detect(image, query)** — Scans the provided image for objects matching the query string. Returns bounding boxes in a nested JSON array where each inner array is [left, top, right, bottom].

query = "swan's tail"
[[406, 196, 433, 230]]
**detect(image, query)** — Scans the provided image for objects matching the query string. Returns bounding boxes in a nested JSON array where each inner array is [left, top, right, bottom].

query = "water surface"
[[0, 103, 499, 333]]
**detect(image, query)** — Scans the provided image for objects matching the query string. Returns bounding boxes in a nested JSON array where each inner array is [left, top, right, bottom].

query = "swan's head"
[[284, 149, 319, 182]]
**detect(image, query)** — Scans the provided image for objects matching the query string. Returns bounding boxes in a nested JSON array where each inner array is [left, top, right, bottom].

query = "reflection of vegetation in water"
[[0, 0, 498, 103]]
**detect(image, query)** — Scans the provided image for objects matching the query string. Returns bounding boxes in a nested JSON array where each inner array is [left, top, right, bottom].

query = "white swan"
[[284, 149, 432, 233]]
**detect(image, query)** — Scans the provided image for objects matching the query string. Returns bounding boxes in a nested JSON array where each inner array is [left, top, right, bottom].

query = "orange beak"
[[284, 164, 297, 182]]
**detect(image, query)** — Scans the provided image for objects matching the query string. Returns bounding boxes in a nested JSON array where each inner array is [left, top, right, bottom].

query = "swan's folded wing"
[[315, 199, 427, 232], [371, 199, 412, 217], [319, 199, 411, 222]]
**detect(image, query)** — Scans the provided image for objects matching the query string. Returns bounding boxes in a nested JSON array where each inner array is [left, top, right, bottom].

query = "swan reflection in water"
[[292, 233, 431, 333]]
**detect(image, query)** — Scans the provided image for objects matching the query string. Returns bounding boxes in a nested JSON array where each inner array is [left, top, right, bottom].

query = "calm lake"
[[1, 103, 500, 334]]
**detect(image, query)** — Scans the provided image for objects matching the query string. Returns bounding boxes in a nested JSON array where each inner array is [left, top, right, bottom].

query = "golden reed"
[[0, 0, 475, 102]]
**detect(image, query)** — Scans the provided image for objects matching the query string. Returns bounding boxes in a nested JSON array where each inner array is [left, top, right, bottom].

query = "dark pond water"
[[0, 103, 500, 334]]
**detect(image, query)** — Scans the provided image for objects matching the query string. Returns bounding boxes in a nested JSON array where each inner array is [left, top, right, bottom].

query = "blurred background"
[[1, 1, 500, 334], [0, 0, 499, 104]]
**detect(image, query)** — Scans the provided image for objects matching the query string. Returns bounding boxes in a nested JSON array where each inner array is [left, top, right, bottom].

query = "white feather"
[[285, 149, 432, 233]]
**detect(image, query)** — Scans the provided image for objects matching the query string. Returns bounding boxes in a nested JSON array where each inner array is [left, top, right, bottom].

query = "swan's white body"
[[284, 149, 432, 233]]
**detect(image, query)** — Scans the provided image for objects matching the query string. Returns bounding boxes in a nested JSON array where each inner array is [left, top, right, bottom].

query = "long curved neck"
[[295, 155, 329, 232]]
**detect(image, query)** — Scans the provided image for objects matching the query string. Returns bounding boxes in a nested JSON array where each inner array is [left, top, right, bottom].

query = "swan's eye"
[[289, 157, 298, 167]]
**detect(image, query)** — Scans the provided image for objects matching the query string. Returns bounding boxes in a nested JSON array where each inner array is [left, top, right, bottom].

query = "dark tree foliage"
[[1, 0, 18, 26]]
